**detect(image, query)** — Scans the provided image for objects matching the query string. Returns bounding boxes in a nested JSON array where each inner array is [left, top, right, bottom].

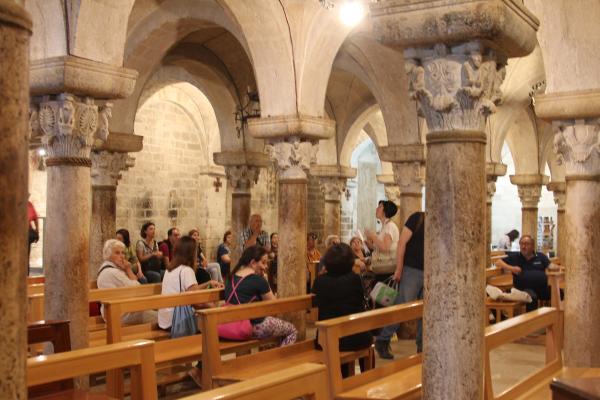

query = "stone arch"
[[334, 33, 420, 145], [25, 0, 68, 61], [339, 104, 383, 168]]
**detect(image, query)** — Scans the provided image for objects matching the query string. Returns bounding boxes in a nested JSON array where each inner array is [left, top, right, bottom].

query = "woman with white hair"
[[97, 239, 146, 324]]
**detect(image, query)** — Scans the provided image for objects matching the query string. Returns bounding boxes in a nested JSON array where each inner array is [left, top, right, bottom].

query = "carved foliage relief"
[[405, 42, 505, 132], [553, 119, 600, 177]]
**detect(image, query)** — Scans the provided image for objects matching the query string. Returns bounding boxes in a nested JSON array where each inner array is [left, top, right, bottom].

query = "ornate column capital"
[[553, 119, 600, 179], [91, 151, 134, 188], [224, 165, 261, 194], [266, 137, 318, 180], [486, 162, 507, 202], [392, 161, 425, 195], [30, 93, 111, 167], [510, 174, 548, 209], [319, 177, 348, 202], [547, 181, 566, 211], [404, 42, 506, 133]]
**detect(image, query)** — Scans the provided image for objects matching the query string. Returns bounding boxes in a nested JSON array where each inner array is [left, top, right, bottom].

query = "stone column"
[[547, 181, 566, 263], [486, 163, 507, 264], [30, 94, 112, 352], [0, 2, 31, 397], [311, 165, 355, 239], [215, 151, 269, 265], [89, 150, 134, 279], [536, 90, 600, 367], [510, 174, 548, 244], [394, 161, 425, 225], [380, 144, 426, 226], [371, 2, 538, 398]]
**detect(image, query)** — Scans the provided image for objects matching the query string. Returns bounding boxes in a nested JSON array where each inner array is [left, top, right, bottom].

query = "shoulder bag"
[[171, 268, 199, 338], [217, 275, 256, 341]]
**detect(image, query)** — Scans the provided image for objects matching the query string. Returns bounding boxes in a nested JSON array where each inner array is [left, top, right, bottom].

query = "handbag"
[[171, 269, 198, 338], [217, 275, 256, 341], [370, 277, 399, 306], [370, 251, 396, 274]]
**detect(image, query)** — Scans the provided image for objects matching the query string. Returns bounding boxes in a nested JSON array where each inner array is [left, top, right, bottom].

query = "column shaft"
[[424, 134, 486, 400], [0, 2, 31, 397], [564, 179, 600, 366], [521, 207, 539, 243], [277, 177, 307, 336], [399, 193, 422, 227], [44, 166, 91, 350], [323, 200, 341, 238], [90, 186, 117, 279], [486, 200, 492, 264], [557, 209, 566, 262], [231, 192, 251, 264]]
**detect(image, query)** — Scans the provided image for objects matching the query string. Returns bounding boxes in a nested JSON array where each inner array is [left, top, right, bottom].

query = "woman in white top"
[[498, 229, 520, 250], [158, 235, 222, 329], [158, 235, 222, 386], [97, 239, 145, 324], [365, 200, 400, 278]]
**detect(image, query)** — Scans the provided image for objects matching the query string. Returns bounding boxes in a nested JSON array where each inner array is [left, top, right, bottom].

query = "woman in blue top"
[[224, 245, 297, 346]]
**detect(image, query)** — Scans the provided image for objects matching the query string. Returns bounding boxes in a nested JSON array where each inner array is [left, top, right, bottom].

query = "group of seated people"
[[103, 223, 233, 286]]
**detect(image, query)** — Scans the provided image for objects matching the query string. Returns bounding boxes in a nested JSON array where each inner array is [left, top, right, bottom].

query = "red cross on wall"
[[213, 177, 222, 192]]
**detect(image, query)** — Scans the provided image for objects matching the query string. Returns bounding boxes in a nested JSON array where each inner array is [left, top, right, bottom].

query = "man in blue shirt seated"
[[496, 235, 550, 312]]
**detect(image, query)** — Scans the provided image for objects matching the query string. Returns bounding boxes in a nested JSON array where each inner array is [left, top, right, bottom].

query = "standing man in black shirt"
[[374, 211, 425, 359], [496, 234, 550, 311]]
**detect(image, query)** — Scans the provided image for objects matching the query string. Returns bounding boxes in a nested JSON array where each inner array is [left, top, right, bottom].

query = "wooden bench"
[[198, 294, 373, 391], [27, 283, 162, 327], [28, 320, 72, 397], [316, 300, 423, 400], [486, 299, 525, 326], [27, 275, 45, 285], [484, 307, 563, 400], [179, 363, 330, 399], [28, 339, 158, 400], [103, 289, 282, 396]]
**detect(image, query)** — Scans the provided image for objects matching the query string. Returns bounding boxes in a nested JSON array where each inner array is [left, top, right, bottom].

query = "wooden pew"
[[27, 275, 44, 285], [199, 294, 371, 391], [27, 283, 162, 326], [28, 339, 158, 400], [180, 363, 330, 400], [28, 320, 72, 397], [316, 301, 423, 400], [104, 289, 276, 396], [484, 307, 563, 400]]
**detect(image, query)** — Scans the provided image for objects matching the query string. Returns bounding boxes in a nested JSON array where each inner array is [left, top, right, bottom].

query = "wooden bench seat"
[[27, 340, 157, 400], [198, 294, 374, 390], [316, 300, 423, 400], [180, 362, 330, 400], [484, 307, 563, 400], [518, 367, 600, 400]]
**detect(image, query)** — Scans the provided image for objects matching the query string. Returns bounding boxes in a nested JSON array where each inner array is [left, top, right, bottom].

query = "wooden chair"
[[179, 363, 330, 400], [316, 301, 423, 400], [27, 320, 72, 397], [28, 339, 158, 400], [483, 307, 563, 400]]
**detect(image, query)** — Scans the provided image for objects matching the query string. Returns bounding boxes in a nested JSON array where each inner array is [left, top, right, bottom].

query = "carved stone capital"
[[486, 162, 507, 202], [319, 177, 347, 202], [547, 182, 566, 211], [224, 165, 261, 193], [91, 151, 134, 188], [392, 161, 425, 195], [510, 174, 548, 209], [384, 185, 402, 204], [404, 42, 506, 133], [31, 93, 112, 166], [266, 138, 318, 180], [553, 119, 600, 178]]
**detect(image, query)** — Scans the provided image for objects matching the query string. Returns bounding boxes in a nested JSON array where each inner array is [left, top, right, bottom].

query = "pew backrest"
[[27, 339, 158, 400], [316, 300, 423, 398], [179, 363, 329, 400], [484, 307, 562, 400], [198, 295, 315, 389]]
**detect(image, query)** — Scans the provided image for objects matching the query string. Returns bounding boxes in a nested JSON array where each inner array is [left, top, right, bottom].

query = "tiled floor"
[[160, 331, 547, 399]]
